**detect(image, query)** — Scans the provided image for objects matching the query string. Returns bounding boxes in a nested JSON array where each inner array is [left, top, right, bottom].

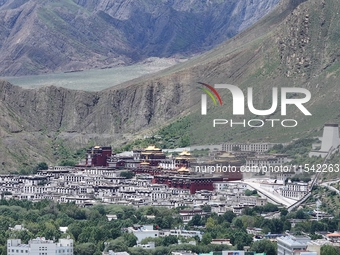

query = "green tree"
[[243, 207, 255, 216], [201, 233, 212, 245], [296, 209, 308, 219], [106, 237, 128, 252], [244, 189, 257, 196], [261, 219, 274, 234], [123, 233, 138, 247], [78, 227, 92, 243], [179, 135, 190, 147], [163, 235, 178, 246], [153, 246, 170, 255], [272, 218, 284, 234], [321, 245, 340, 255], [40, 221, 61, 240], [271, 144, 284, 152], [140, 237, 163, 247], [59, 159, 77, 166], [221, 211, 236, 223], [202, 205, 212, 212], [233, 218, 244, 229], [250, 239, 277, 255], [128, 247, 152, 255], [232, 230, 252, 250], [240, 215, 256, 228], [74, 243, 97, 255], [280, 208, 288, 217], [262, 203, 279, 213], [67, 222, 83, 241], [120, 171, 135, 179], [188, 214, 202, 226], [311, 221, 326, 233], [37, 162, 48, 170], [205, 217, 216, 229], [283, 220, 291, 231]]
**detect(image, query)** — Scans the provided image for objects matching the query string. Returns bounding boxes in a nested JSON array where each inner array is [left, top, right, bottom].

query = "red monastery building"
[[78, 145, 241, 194], [152, 175, 223, 194], [85, 146, 112, 167]]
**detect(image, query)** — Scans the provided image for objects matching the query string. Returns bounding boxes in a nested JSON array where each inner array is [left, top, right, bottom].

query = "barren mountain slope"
[[0, 0, 279, 76], [1, 0, 340, 171]]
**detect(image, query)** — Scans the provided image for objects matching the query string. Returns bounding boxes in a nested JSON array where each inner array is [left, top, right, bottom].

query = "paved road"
[[243, 180, 296, 207], [230, 179, 296, 207]]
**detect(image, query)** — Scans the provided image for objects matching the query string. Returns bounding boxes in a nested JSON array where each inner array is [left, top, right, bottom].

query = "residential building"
[[246, 154, 289, 167], [106, 252, 130, 255], [280, 181, 309, 200], [171, 251, 197, 255], [159, 229, 202, 240], [135, 242, 155, 249], [127, 225, 159, 242], [7, 237, 73, 255], [179, 209, 209, 223], [326, 232, 340, 243], [222, 143, 282, 153], [210, 239, 232, 245], [277, 236, 319, 255]]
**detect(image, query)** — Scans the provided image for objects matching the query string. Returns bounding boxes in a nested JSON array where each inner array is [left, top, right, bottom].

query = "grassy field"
[[1, 57, 185, 91]]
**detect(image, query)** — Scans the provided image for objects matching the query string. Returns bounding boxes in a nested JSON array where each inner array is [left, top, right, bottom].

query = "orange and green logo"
[[198, 82, 223, 115]]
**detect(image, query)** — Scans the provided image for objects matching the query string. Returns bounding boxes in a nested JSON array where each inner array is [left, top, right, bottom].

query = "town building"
[[222, 142, 282, 153], [326, 232, 340, 243], [107, 151, 133, 168], [0, 165, 270, 213], [191, 152, 243, 181], [105, 252, 130, 255], [127, 225, 159, 242], [139, 146, 166, 167], [0, 144, 277, 218], [171, 251, 197, 255], [277, 236, 319, 255], [159, 229, 203, 240], [135, 242, 155, 249], [179, 209, 209, 223], [245, 154, 290, 168], [210, 239, 232, 245], [152, 175, 223, 194], [85, 146, 112, 167], [7, 237, 73, 255], [280, 181, 309, 200]]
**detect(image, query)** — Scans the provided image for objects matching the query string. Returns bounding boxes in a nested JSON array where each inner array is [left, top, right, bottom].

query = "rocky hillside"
[[2, 0, 340, 172], [0, 75, 192, 171], [0, 0, 279, 76]]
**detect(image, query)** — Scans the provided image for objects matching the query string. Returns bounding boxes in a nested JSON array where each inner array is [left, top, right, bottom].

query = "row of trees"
[[0, 199, 339, 254]]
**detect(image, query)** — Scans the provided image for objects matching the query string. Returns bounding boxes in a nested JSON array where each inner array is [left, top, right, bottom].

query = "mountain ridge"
[[2, 0, 340, 172], [0, 0, 279, 76]]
